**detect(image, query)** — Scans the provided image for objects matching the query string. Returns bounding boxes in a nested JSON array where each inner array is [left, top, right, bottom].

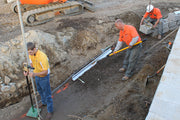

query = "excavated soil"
[[0, 0, 179, 120]]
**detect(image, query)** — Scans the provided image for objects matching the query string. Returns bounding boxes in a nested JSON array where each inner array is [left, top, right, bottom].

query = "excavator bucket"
[[20, 0, 53, 5]]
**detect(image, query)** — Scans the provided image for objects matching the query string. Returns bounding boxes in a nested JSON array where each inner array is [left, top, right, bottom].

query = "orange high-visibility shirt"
[[144, 8, 162, 19], [119, 25, 141, 45]]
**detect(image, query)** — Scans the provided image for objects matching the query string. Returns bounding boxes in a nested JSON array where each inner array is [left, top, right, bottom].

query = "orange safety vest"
[[144, 8, 162, 19], [119, 25, 141, 46]]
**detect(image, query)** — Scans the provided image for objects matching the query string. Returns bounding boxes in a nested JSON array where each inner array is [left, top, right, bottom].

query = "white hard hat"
[[146, 5, 154, 12]]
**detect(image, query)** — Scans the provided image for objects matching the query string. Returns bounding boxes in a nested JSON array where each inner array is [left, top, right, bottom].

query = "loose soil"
[[0, 0, 179, 120]]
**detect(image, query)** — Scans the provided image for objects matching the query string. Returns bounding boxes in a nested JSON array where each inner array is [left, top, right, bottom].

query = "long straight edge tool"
[[17, 0, 41, 119], [72, 47, 112, 81], [108, 39, 147, 57]]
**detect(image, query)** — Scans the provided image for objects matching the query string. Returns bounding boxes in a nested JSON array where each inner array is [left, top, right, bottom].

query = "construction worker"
[[140, 4, 163, 39], [114, 19, 142, 80], [23, 42, 53, 120]]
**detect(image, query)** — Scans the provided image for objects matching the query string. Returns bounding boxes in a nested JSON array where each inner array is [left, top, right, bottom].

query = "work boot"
[[46, 112, 53, 120], [122, 76, 129, 80], [38, 103, 46, 108], [119, 68, 125, 73], [158, 34, 162, 39]]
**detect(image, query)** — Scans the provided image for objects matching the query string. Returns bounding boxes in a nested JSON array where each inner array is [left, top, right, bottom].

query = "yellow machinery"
[[11, 0, 95, 26]]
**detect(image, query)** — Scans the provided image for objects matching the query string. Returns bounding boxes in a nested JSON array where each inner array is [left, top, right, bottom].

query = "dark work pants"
[[122, 44, 142, 77], [145, 17, 163, 35]]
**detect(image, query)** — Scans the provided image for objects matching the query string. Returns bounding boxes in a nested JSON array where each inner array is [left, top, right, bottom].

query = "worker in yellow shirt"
[[24, 42, 53, 120]]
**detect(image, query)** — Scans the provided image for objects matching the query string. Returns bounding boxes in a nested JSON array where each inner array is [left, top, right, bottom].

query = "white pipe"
[[72, 48, 112, 81]]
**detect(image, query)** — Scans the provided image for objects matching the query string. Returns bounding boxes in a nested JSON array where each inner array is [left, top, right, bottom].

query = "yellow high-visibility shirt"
[[29, 50, 50, 77]]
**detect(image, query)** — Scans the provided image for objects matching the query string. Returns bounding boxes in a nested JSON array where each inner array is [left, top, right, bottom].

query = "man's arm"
[[140, 12, 148, 25], [153, 18, 160, 28], [129, 36, 139, 47], [34, 70, 48, 77], [114, 41, 123, 52], [29, 70, 48, 77], [140, 17, 145, 25]]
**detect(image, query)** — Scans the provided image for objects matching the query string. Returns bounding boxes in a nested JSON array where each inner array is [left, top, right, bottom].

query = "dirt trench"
[[0, 1, 179, 120], [11, 12, 175, 120]]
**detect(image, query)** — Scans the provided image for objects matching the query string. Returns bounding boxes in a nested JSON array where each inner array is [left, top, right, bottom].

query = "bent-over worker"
[[140, 4, 163, 39], [114, 19, 142, 80]]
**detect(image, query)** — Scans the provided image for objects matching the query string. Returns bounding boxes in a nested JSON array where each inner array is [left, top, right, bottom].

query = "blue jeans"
[[35, 74, 53, 113], [123, 44, 142, 77]]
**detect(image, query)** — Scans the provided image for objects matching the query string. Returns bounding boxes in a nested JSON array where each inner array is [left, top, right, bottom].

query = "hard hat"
[[146, 5, 154, 12]]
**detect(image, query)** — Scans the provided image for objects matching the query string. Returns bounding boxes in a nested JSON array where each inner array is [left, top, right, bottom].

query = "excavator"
[[11, 0, 95, 26]]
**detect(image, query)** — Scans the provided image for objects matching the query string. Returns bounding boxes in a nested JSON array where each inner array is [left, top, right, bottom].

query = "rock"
[[168, 21, 177, 30], [1, 83, 5, 87], [1, 85, 10, 92], [7, 0, 15, 3], [9, 74, 18, 80], [11, 39, 21, 46], [168, 8, 173, 13], [177, 21, 180, 26], [17, 80, 26, 89], [0, 45, 9, 53], [167, 13, 176, 22], [3, 93, 11, 98], [162, 19, 169, 33], [174, 8, 180, 11], [139, 24, 153, 34], [56, 32, 72, 47], [98, 20, 104, 24], [9, 83, 16, 92], [4, 76, 11, 85]]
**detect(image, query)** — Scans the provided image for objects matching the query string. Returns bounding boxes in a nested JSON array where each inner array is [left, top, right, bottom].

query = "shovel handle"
[[108, 39, 147, 57], [156, 64, 166, 74]]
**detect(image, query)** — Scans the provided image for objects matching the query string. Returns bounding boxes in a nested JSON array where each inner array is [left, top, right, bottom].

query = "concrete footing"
[[145, 27, 180, 120]]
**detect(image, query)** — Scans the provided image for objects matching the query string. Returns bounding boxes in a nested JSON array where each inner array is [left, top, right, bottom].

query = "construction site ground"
[[0, 0, 180, 120]]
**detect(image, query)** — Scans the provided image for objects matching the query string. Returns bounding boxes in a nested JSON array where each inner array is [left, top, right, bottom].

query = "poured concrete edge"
[[145, 26, 180, 120]]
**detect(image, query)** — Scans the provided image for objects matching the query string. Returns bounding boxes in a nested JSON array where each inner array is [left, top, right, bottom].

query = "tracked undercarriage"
[[11, 0, 94, 26]]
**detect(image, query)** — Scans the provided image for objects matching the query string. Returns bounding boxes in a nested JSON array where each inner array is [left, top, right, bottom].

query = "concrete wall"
[[145, 27, 180, 120]]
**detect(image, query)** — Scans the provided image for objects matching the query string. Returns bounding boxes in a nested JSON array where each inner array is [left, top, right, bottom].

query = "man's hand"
[[140, 21, 143, 25], [129, 45, 132, 48], [153, 25, 157, 28], [29, 72, 34, 77], [23, 71, 28, 76]]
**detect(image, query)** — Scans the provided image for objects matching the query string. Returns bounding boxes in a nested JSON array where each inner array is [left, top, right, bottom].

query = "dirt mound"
[[112, 11, 141, 29], [57, 17, 97, 30]]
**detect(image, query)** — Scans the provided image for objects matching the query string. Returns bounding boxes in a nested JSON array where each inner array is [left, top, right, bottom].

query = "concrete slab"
[[145, 27, 180, 120]]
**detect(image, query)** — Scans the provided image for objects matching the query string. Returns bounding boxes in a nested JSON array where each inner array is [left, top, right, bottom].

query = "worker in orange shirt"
[[113, 19, 142, 80], [140, 5, 163, 39]]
